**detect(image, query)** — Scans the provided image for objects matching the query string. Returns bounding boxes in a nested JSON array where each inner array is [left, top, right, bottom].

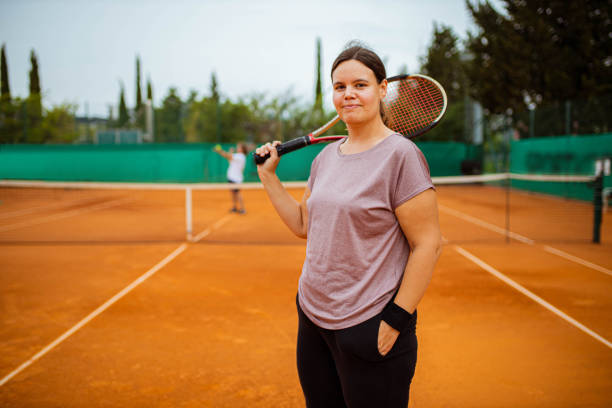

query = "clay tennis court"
[[0, 183, 611, 407]]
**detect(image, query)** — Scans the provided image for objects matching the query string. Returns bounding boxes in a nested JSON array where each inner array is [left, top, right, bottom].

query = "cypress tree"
[[210, 72, 221, 143], [118, 84, 129, 127], [0, 43, 19, 143], [210, 72, 219, 102], [135, 55, 143, 127], [146, 76, 153, 101], [146, 77, 155, 140], [314, 37, 323, 115], [135, 56, 142, 110], [1, 44, 10, 101], [27, 49, 43, 142], [29, 50, 41, 95]]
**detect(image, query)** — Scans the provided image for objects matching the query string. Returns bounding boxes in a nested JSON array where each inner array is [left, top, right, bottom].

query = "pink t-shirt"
[[298, 133, 434, 329]]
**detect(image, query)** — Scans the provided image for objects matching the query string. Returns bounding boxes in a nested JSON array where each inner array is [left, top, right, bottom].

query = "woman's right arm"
[[256, 142, 310, 239]]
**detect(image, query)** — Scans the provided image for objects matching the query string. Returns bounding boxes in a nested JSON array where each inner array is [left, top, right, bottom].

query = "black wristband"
[[381, 301, 414, 332]]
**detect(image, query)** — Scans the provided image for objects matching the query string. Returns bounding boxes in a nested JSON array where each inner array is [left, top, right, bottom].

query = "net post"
[[186, 187, 193, 242], [592, 173, 603, 244], [505, 172, 511, 243]]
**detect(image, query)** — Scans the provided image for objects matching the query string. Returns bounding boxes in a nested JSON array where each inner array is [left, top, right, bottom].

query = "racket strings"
[[384, 77, 445, 137]]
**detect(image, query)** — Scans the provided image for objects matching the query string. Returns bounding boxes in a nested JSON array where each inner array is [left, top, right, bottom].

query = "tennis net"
[[434, 173, 603, 244], [0, 173, 605, 245]]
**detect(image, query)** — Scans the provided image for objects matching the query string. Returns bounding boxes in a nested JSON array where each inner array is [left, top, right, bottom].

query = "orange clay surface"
[[0, 185, 611, 407]]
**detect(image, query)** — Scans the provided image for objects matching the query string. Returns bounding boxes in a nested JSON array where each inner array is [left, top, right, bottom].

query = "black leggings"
[[296, 296, 418, 408]]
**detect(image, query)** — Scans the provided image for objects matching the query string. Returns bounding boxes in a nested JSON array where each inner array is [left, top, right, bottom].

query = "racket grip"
[[253, 136, 310, 165]]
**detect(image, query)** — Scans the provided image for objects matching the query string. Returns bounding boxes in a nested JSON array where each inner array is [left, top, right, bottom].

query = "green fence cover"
[[96, 130, 142, 145], [510, 134, 612, 201], [0, 140, 478, 183]]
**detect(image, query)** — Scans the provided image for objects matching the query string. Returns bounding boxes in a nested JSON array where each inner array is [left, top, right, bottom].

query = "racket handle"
[[253, 136, 311, 165]]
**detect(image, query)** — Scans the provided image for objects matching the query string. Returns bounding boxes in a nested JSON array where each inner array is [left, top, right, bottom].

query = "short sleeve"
[[307, 153, 321, 191], [392, 143, 434, 209]]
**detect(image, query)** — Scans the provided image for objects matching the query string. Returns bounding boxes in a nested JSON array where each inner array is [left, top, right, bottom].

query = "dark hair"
[[236, 143, 247, 154], [331, 41, 386, 84], [331, 41, 388, 122]]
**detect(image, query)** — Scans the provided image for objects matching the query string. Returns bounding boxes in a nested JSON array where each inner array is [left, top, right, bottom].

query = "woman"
[[214, 143, 247, 214], [255, 43, 441, 408]]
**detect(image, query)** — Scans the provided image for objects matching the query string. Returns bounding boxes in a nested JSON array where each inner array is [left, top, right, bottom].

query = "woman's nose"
[[344, 86, 356, 98]]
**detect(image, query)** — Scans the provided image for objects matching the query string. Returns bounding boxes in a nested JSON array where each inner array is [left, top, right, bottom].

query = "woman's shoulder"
[[386, 133, 418, 150], [388, 134, 431, 178], [383, 133, 424, 159]]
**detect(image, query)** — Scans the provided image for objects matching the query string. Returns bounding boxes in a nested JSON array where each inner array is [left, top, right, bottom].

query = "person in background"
[[214, 143, 247, 214]]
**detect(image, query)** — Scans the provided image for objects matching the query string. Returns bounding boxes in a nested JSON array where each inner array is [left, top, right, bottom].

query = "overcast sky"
[[1, 0, 503, 117]]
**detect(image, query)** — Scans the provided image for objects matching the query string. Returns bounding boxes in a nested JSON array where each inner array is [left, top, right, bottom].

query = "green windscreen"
[[0, 141, 479, 183]]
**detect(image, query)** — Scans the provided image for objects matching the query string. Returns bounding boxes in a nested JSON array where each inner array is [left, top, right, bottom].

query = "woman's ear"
[[379, 79, 388, 100]]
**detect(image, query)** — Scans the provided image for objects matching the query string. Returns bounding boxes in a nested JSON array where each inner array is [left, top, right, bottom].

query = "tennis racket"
[[253, 74, 447, 164]]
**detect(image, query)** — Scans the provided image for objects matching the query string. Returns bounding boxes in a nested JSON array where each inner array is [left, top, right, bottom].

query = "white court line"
[[0, 215, 233, 387], [543, 246, 612, 277], [0, 197, 109, 220], [191, 214, 234, 242], [438, 204, 611, 277], [454, 246, 612, 349], [0, 197, 134, 233], [438, 205, 534, 244], [0, 244, 187, 387], [0, 179, 308, 191]]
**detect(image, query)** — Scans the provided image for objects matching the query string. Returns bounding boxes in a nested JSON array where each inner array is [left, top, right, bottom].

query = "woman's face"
[[332, 59, 386, 126]]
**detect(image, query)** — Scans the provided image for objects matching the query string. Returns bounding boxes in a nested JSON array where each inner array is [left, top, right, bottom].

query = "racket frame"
[[385, 74, 448, 138]]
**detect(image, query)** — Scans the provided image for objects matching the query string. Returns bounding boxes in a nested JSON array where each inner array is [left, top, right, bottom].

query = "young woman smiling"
[[255, 42, 442, 408]]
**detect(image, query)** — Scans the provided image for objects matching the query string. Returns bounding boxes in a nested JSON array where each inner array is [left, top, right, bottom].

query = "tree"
[[40, 103, 78, 143], [314, 37, 323, 116], [183, 89, 201, 143], [210, 72, 221, 142], [135, 56, 142, 110], [237, 90, 342, 144], [146, 76, 153, 101], [135, 55, 143, 128], [418, 23, 468, 141], [1, 44, 10, 100], [26, 49, 43, 142], [219, 99, 252, 142], [118, 83, 129, 127], [29, 50, 41, 95], [465, 0, 612, 115], [420, 23, 464, 102], [184, 87, 256, 143], [0, 47, 80, 144], [146, 75, 154, 135], [156, 87, 184, 142], [0, 43, 21, 144], [0, 99, 21, 143], [210, 72, 220, 102]]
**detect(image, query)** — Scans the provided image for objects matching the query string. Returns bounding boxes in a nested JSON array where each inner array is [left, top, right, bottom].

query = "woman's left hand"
[[377, 320, 400, 356]]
